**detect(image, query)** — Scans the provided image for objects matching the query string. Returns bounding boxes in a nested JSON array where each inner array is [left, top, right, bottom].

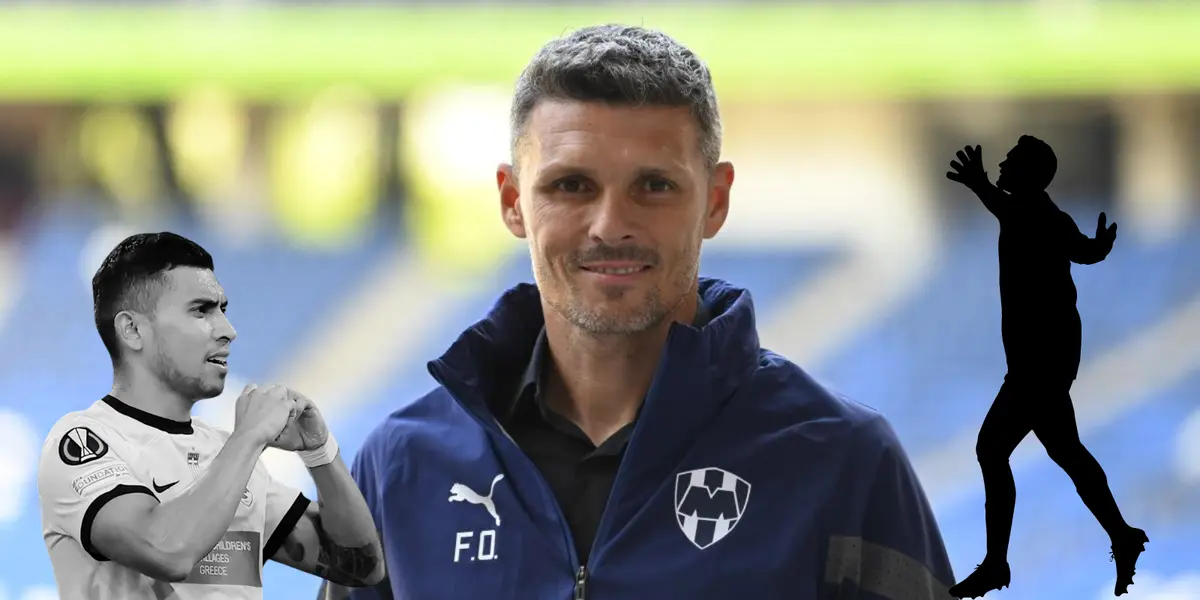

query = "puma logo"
[[448, 474, 505, 527]]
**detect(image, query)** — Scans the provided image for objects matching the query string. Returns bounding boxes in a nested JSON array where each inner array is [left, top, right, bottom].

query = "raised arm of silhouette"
[[946, 144, 1010, 218], [944, 136, 1148, 600], [1066, 211, 1119, 265]]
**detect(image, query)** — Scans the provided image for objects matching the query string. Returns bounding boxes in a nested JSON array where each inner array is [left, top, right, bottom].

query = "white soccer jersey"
[[37, 395, 310, 600]]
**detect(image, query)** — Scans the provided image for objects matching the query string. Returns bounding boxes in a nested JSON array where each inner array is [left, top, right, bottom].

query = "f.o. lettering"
[[453, 530, 499, 563]]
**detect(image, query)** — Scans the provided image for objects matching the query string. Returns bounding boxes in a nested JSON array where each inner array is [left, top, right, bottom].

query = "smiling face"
[[498, 99, 733, 335]]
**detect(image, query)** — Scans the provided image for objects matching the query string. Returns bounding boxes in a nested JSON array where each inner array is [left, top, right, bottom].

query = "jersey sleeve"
[[37, 418, 157, 561], [827, 416, 956, 600], [261, 461, 312, 563]]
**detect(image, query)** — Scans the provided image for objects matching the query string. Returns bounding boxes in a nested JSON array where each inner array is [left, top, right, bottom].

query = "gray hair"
[[510, 24, 722, 169]]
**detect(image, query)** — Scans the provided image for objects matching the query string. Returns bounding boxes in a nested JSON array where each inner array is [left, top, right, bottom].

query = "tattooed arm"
[[271, 457, 385, 587]]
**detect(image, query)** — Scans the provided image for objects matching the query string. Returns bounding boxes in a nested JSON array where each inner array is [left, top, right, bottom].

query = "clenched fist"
[[269, 388, 329, 452], [233, 383, 298, 446]]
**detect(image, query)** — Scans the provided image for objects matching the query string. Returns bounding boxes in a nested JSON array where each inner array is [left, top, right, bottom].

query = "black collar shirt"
[[500, 300, 712, 565]]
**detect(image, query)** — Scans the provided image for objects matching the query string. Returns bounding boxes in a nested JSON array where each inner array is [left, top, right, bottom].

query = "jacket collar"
[[428, 277, 760, 425], [502, 296, 714, 425]]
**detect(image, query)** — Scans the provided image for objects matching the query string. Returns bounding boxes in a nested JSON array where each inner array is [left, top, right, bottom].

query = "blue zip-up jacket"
[[345, 278, 955, 600]]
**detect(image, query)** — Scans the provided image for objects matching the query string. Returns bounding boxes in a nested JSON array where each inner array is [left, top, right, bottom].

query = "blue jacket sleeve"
[[828, 417, 956, 600]]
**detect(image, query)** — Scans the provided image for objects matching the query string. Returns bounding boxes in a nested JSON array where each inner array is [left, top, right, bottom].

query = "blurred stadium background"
[[1, 1, 1199, 599]]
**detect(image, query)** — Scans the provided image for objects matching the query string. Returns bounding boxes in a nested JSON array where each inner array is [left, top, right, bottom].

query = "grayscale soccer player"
[[37, 232, 385, 600]]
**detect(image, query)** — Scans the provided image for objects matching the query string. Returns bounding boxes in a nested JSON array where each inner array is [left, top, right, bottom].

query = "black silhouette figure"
[[943, 137, 1148, 598]]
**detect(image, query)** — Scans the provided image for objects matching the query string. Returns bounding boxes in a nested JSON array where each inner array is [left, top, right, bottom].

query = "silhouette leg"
[[951, 381, 1029, 598], [1032, 389, 1128, 538], [1031, 387, 1149, 595], [976, 381, 1032, 563]]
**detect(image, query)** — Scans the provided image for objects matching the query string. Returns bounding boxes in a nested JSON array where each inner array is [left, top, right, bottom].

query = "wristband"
[[298, 434, 339, 468]]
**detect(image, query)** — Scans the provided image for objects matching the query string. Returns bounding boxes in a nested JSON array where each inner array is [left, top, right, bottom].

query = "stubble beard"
[[536, 245, 700, 337], [152, 343, 223, 402]]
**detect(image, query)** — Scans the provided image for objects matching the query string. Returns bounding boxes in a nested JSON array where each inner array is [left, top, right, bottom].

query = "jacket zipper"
[[490, 416, 591, 598], [574, 565, 588, 600]]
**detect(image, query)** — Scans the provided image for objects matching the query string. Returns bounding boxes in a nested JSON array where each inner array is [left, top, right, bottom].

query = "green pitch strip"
[[0, 2, 1197, 102]]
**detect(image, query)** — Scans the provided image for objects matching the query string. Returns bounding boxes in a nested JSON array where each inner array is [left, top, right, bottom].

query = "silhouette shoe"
[[1110, 527, 1149, 596], [949, 559, 1011, 599]]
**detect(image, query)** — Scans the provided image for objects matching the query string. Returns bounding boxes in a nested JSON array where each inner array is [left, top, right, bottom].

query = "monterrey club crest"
[[59, 427, 109, 466], [674, 467, 751, 550]]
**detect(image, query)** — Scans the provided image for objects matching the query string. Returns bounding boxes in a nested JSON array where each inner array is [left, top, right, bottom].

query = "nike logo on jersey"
[[153, 479, 179, 494]]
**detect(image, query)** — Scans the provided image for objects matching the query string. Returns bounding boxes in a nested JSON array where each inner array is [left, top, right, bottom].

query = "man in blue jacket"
[[322, 24, 955, 600]]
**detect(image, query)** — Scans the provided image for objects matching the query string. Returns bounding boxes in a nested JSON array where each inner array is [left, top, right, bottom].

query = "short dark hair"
[[92, 232, 215, 365], [1017, 134, 1057, 190], [510, 24, 722, 169]]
